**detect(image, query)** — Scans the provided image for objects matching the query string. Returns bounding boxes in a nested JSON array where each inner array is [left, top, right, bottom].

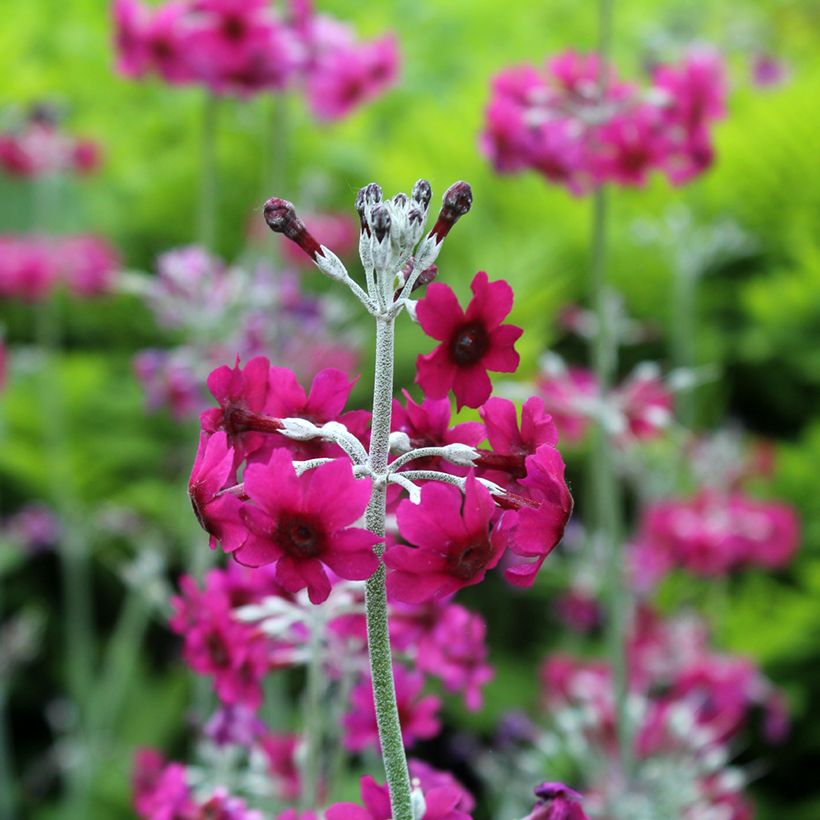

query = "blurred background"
[[1, 0, 819, 817]]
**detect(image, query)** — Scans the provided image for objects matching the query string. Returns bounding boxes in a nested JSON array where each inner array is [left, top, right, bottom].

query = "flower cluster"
[[481, 48, 726, 194], [1, 503, 62, 555], [113, 0, 399, 115], [537, 355, 674, 445], [128, 246, 359, 419], [524, 607, 785, 818], [0, 234, 119, 300], [632, 489, 800, 583], [0, 106, 101, 178]]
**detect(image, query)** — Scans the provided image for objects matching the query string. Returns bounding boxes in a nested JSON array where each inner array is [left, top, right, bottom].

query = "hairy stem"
[[364, 316, 412, 820]]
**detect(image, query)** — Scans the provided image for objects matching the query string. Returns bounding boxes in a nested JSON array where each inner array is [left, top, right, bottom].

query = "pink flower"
[[234, 450, 379, 604], [0, 236, 56, 301], [554, 590, 601, 633], [386, 472, 506, 603], [57, 234, 119, 296], [524, 783, 589, 820], [342, 666, 441, 752], [537, 366, 597, 444], [416, 271, 522, 410], [408, 760, 476, 815], [416, 604, 493, 710], [391, 389, 485, 474], [305, 32, 399, 121], [261, 733, 301, 801], [613, 367, 673, 440], [188, 431, 246, 552], [132, 753, 196, 820], [496, 444, 572, 587], [113, 0, 152, 77], [201, 356, 273, 461]]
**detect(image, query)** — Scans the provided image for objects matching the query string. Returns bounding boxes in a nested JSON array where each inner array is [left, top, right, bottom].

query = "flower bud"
[[355, 186, 369, 234], [371, 205, 391, 243], [411, 264, 438, 292], [263, 197, 323, 260], [393, 192, 408, 208], [364, 182, 383, 206], [412, 178, 432, 211], [429, 181, 473, 243]]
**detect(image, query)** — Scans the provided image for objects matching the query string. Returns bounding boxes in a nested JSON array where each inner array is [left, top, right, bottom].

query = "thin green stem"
[[671, 262, 697, 426], [0, 581, 16, 820], [364, 316, 412, 820], [589, 0, 632, 783], [300, 611, 325, 809], [198, 93, 220, 252]]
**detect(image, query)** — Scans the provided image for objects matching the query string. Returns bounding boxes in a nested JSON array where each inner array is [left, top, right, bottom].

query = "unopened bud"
[[408, 207, 423, 227], [355, 187, 369, 234], [429, 181, 473, 243], [263, 197, 323, 260], [364, 182, 382, 206], [412, 178, 432, 210], [411, 264, 438, 292], [393, 192, 408, 208], [371, 205, 391, 243]]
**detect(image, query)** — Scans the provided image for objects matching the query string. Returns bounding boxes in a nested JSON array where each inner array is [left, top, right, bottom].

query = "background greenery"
[[1, 0, 819, 816]]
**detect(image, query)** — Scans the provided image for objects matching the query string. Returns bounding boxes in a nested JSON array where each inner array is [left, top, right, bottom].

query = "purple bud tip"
[[371, 205, 391, 243], [442, 181, 473, 219], [364, 182, 383, 206], [263, 198, 299, 235], [534, 783, 583, 803], [429, 181, 473, 243], [355, 187, 369, 234], [263, 197, 323, 260], [393, 192, 408, 208], [411, 264, 438, 292], [412, 178, 432, 210], [408, 207, 423, 226]]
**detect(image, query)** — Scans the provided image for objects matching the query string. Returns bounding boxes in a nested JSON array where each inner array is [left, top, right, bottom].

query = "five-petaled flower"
[[416, 270, 522, 410], [234, 449, 380, 604]]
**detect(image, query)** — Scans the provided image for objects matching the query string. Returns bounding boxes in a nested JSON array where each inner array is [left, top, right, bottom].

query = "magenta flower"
[[391, 389, 485, 474], [524, 783, 589, 820], [537, 365, 598, 444], [386, 473, 506, 603], [201, 356, 273, 461], [496, 444, 572, 587], [187, 431, 246, 552], [234, 450, 379, 604], [133, 753, 196, 820], [416, 271, 522, 410], [261, 733, 301, 802], [416, 604, 494, 710], [342, 666, 441, 752]]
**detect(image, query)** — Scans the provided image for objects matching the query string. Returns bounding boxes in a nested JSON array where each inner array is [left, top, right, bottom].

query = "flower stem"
[[198, 92, 219, 252], [364, 316, 413, 820], [300, 609, 325, 808], [0, 582, 16, 820]]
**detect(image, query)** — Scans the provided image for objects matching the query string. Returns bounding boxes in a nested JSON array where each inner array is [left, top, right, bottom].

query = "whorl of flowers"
[[481, 48, 726, 194], [113, 0, 399, 116], [0, 105, 102, 178], [0, 234, 119, 300], [187, 180, 572, 606]]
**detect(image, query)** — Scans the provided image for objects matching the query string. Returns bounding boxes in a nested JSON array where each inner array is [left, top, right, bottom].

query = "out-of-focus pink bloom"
[[524, 782, 589, 820], [4, 503, 61, 554], [481, 48, 727, 194], [261, 732, 301, 801], [134, 350, 202, 420], [751, 54, 789, 88], [636, 489, 800, 580], [280, 212, 358, 268], [0, 235, 118, 300], [613, 366, 673, 440], [305, 32, 399, 120], [537, 365, 598, 444], [343, 666, 441, 752], [408, 759, 476, 814], [554, 590, 601, 633], [416, 604, 493, 710], [205, 704, 265, 748], [132, 752, 196, 820], [416, 271, 522, 410]]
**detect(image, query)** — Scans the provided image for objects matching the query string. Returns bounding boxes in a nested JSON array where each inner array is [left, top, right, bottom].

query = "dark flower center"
[[449, 540, 493, 580], [280, 514, 322, 559], [450, 322, 490, 365], [205, 632, 230, 668], [222, 15, 246, 41]]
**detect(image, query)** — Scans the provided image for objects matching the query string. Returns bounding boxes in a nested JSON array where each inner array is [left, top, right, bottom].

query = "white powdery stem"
[[364, 314, 413, 820], [387, 444, 480, 473], [398, 469, 506, 498]]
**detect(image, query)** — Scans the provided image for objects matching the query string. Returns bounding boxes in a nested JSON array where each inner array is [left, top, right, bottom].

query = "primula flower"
[[343, 666, 441, 752], [416, 603, 493, 710], [496, 444, 572, 587], [188, 431, 247, 552], [386, 472, 506, 603], [391, 389, 485, 474], [537, 364, 598, 444], [416, 270, 522, 410], [524, 783, 589, 820], [234, 450, 379, 604]]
